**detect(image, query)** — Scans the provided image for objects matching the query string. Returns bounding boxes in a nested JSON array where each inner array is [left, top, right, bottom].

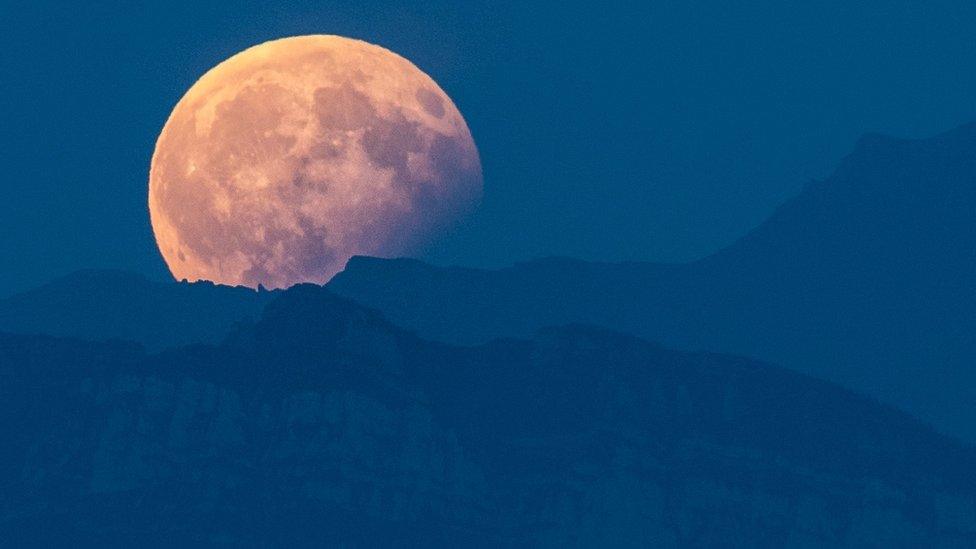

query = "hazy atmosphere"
[[4, 1, 976, 294], [3, 2, 976, 545]]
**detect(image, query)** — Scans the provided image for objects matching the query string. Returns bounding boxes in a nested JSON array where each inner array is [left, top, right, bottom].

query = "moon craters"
[[149, 35, 482, 289], [416, 87, 446, 118]]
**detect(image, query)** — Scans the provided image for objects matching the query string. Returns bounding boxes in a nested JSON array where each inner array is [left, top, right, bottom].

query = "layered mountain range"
[[329, 123, 976, 442], [3, 285, 975, 545], [2, 124, 975, 543]]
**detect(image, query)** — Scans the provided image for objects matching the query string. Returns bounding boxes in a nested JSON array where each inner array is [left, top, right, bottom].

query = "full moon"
[[149, 35, 482, 289]]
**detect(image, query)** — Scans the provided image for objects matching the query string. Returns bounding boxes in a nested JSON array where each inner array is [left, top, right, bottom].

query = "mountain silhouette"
[[3, 284, 975, 545], [0, 269, 275, 351], [1, 124, 972, 443], [329, 123, 976, 442]]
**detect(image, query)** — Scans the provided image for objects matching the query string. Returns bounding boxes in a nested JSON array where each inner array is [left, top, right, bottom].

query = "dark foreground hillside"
[[2, 286, 974, 546]]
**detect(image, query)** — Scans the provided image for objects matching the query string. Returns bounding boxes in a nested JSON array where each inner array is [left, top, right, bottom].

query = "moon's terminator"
[[150, 35, 482, 289]]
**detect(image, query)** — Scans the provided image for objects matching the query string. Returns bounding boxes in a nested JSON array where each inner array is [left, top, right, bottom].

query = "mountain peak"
[[256, 283, 391, 336], [219, 283, 410, 382], [329, 121, 976, 442]]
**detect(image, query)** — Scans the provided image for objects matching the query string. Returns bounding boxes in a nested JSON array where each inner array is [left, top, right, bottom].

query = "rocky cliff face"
[[2, 286, 975, 545]]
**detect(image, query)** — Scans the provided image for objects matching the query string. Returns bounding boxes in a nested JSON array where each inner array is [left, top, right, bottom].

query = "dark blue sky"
[[3, 1, 976, 294]]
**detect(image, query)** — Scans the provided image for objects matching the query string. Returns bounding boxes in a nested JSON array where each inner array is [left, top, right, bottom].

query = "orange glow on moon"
[[149, 35, 482, 289]]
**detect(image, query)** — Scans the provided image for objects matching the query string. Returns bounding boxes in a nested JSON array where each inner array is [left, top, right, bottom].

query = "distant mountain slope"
[[329, 123, 976, 442], [2, 285, 975, 545], [0, 269, 275, 351]]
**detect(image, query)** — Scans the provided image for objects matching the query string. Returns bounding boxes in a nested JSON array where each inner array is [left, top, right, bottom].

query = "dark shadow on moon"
[[416, 87, 446, 118], [313, 84, 376, 132], [150, 38, 482, 289]]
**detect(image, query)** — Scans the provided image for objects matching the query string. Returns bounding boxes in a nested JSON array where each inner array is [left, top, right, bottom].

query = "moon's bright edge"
[[149, 35, 482, 289]]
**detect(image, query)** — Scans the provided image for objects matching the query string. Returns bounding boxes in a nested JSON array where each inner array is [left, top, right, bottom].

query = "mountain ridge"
[[329, 121, 976, 442], [0, 268, 276, 351], [3, 283, 976, 544], [2, 122, 974, 444]]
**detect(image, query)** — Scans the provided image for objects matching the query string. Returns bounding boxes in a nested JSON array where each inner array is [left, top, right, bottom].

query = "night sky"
[[3, 1, 976, 294]]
